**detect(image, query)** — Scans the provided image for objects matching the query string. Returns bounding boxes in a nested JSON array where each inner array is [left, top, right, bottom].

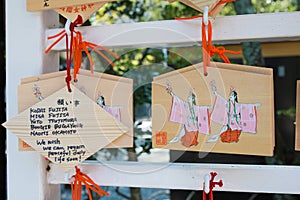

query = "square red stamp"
[[156, 132, 167, 145]]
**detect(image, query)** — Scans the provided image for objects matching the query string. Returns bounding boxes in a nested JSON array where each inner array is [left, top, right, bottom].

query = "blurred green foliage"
[[89, 0, 298, 81], [90, 0, 198, 25], [91, 0, 298, 26], [277, 107, 296, 118]]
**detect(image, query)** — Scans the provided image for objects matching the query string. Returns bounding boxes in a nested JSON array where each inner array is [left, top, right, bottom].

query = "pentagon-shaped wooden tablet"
[[26, 0, 115, 23], [54, 2, 107, 23], [26, 0, 112, 11], [169, 0, 227, 18]]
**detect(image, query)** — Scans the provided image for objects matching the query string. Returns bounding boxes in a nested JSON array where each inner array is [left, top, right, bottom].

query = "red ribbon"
[[72, 31, 119, 81], [71, 166, 109, 200], [175, 0, 242, 75], [45, 15, 119, 91], [202, 20, 242, 75], [45, 16, 83, 92]]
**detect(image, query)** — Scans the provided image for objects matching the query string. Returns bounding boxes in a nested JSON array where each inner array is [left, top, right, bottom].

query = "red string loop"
[[70, 15, 83, 32], [45, 15, 119, 88], [175, 0, 241, 75], [71, 166, 109, 200], [201, 20, 242, 75], [72, 31, 119, 81], [65, 33, 72, 92]]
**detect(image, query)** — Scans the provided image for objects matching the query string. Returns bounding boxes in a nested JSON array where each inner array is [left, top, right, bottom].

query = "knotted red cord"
[[202, 172, 223, 200], [175, 0, 241, 75], [45, 15, 119, 89], [71, 166, 109, 200], [72, 31, 119, 81], [202, 20, 242, 75], [45, 15, 83, 92]]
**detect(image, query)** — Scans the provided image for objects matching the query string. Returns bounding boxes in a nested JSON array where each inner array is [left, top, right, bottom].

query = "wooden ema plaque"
[[26, 0, 113, 11], [152, 62, 274, 156], [3, 85, 128, 170], [26, 0, 115, 23], [54, 2, 108, 23], [18, 70, 133, 151], [295, 81, 300, 150], [168, 0, 226, 18]]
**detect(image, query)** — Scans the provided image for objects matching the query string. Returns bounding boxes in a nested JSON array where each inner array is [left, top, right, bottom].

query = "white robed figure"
[[166, 83, 210, 147]]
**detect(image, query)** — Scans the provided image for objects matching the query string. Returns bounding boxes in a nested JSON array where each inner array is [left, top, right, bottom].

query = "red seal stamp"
[[156, 132, 167, 145]]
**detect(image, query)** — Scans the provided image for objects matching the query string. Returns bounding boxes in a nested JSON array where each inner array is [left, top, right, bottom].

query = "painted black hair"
[[190, 92, 196, 105], [232, 91, 238, 103], [99, 96, 106, 106]]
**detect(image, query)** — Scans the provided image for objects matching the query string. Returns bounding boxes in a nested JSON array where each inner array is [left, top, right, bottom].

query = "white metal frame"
[[6, 0, 300, 199]]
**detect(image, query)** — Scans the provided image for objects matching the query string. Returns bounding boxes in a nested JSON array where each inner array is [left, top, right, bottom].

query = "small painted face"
[[229, 92, 236, 102], [33, 87, 39, 92], [188, 93, 196, 105], [97, 96, 105, 106]]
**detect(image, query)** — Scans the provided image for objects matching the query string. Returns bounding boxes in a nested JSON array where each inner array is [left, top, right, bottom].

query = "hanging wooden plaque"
[[152, 62, 274, 156], [3, 85, 128, 170], [18, 70, 133, 151], [55, 2, 108, 23], [169, 0, 226, 18], [26, 0, 112, 11], [27, 0, 115, 23], [295, 81, 300, 150]]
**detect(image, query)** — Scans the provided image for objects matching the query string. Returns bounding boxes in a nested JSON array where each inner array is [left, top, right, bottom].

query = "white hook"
[[204, 173, 211, 194], [203, 6, 209, 26], [64, 19, 72, 36]]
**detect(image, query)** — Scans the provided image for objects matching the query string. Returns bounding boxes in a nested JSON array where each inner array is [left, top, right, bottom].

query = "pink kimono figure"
[[208, 87, 260, 143], [97, 95, 122, 121], [166, 84, 210, 147]]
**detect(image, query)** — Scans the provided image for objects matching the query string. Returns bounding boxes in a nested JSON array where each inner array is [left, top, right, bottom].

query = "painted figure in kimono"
[[166, 83, 210, 147], [97, 94, 121, 121], [32, 84, 44, 101], [208, 83, 260, 143]]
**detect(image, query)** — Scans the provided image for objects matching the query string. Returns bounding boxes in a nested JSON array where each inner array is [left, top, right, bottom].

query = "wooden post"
[[6, 0, 60, 199]]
